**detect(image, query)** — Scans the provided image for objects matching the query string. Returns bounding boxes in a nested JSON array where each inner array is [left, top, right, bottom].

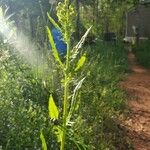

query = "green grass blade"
[[49, 95, 59, 120], [46, 26, 64, 68], [40, 131, 47, 150]]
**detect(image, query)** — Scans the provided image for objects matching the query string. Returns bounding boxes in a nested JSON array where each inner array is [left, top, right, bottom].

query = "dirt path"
[[120, 49, 150, 150]]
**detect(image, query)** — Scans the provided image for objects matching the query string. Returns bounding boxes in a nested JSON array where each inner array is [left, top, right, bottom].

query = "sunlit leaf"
[[75, 53, 86, 71], [46, 26, 63, 68], [67, 77, 86, 123], [75, 26, 92, 49], [47, 13, 62, 32], [48, 95, 59, 120], [71, 26, 92, 60], [53, 126, 63, 143], [40, 131, 47, 150]]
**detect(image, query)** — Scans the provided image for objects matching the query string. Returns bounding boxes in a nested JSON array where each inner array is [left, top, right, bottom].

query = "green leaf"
[[46, 26, 64, 68], [40, 131, 47, 150], [49, 95, 59, 120], [53, 126, 63, 143], [75, 53, 86, 71], [47, 13, 62, 32]]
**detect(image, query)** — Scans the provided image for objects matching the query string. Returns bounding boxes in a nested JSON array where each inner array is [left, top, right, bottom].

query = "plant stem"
[[61, 39, 70, 150], [61, 74, 68, 150], [60, 1, 70, 149]]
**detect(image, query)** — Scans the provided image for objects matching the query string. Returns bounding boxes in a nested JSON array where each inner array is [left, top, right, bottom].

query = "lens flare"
[[0, 7, 42, 66]]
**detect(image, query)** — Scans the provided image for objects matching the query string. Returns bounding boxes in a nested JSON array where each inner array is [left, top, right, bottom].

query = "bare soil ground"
[[120, 49, 150, 150]]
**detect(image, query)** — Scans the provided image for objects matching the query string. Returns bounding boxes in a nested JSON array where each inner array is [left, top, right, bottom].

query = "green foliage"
[[80, 0, 135, 37], [68, 77, 86, 121], [133, 41, 150, 68], [0, 43, 54, 149], [46, 26, 64, 68], [0, 30, 130, 150], [40, 131, 47, 150], [47, 12, 62, 31], [46, 1, 91, 150], [0, 1, 133, 149], [75, 53, 86, 71], [76, 41, 130, 149], [49, 95, 59, 120], [0, 99, 46, 149], [56, 1, 76, 41]]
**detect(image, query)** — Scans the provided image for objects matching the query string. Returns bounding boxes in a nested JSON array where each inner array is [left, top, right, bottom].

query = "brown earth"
[[120, 49, 150, 150]]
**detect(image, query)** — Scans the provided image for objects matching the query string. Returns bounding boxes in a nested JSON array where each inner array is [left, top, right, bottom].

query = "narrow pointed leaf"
[[67, 77, 86, 123], [46, 26, 63, 68], [75, 53, 86, 71], [40, 131, 47, 150], [49, 95, 59, 120], [71, 26, 92, 60], [47, 13, 62, 31], [75, 26, 92, 49]]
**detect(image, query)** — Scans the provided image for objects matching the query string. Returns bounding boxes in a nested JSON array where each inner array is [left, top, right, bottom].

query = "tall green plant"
[[41, 0, 91, 150]]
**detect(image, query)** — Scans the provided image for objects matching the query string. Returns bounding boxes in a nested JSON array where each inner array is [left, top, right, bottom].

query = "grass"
[[0, 43, 55, 149], [0, 1, 133, 148], [0, 3, 131, 148], [133, 40, 150, 68], [71, 41, 131, 149], [0, 39, 132, 149]]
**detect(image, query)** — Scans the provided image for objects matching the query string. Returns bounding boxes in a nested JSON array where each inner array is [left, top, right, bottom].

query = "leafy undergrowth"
[[0, 41, 132, 149], [0, 44, 56, 149], [133, 40, 150, 68], [76, 41, 132, 149]]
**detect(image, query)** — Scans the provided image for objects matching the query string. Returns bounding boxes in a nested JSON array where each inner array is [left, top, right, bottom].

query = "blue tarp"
[[51, 28, 67, 56]]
